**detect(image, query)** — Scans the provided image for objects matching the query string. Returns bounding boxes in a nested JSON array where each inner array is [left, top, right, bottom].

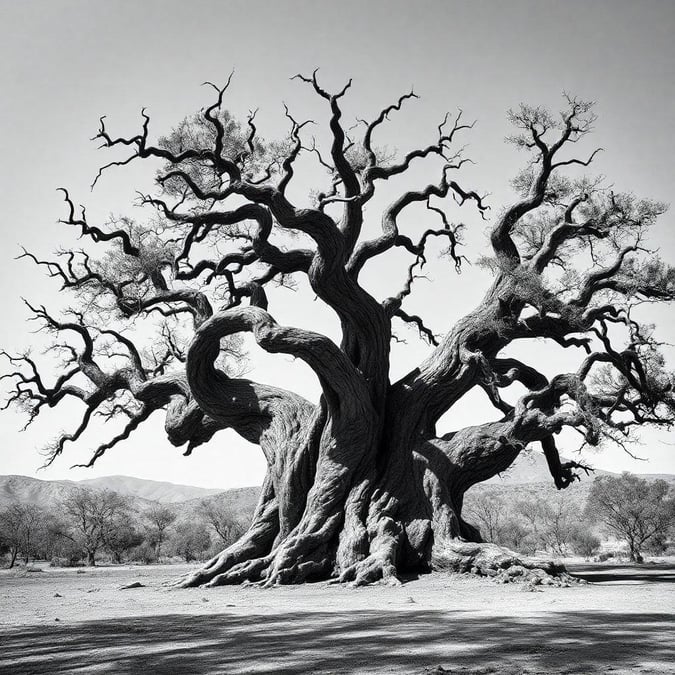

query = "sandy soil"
[[0, 560, 673, 674]]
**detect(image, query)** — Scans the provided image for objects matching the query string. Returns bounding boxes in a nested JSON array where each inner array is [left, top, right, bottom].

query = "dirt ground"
[[0, 560, 673, 674]]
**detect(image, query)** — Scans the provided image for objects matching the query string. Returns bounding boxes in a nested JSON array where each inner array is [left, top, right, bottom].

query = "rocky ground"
[[0, 559, 673, 674]]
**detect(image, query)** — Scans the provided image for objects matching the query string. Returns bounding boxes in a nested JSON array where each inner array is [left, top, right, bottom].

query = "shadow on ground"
[[568, 562, 675, 584], [0, 609, 672, 674]]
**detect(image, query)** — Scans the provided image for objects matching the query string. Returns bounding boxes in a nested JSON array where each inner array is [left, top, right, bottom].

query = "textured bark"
[[176, 296, 566, 587], [432, 541, 580, 587]]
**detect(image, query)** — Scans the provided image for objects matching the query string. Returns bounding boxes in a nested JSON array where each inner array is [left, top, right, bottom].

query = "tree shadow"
[[0, 608, 672, 674], [568, 562, 675, 584]]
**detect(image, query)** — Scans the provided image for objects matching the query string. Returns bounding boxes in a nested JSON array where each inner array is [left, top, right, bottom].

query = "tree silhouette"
[[2, 73, 674, 586]]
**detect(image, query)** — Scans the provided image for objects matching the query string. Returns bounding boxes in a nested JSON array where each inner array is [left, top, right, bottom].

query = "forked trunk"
[[179, 302, 571, 588], [179, 395, 535, 588]]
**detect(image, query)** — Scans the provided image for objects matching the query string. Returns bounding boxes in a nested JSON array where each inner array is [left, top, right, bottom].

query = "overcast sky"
[[0, 0, 673, 488]]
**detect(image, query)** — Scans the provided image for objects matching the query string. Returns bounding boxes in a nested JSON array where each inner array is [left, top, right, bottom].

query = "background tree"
[[57, 488, 131, 565], [41, 514, 82, 565], [172, 521, 211, 562], [463, 493, 505, 543], [145, 504, 177, 559], [2, 74, 674, 586], [197, 498, 247, 548], [104, 517, 144, 563], [496, 520, 533, 554], [465, 490, 590, 556], [0, 503, 45, 568], [129, 541, 158, 565], [644, 531, 669, 556], [534, 496, 583, 556], [586, 473, 675, 562], [569, 529, 601, 559]]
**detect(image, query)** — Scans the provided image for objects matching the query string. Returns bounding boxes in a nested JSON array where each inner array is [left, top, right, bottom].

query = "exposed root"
[[200, 549, 333, 587], [206, 556, 272, 586], [432, 541, 582, 587], [174, 547, 255, 588], [191, 515, 340, 587], [177, 532, 582, 590], [262, 556, 332, 587], [249, 508, 342, 585], [175, 521, 277, 588], [174, 481, 280, 588], [336, 553, 401, 586], [260, 520, 340, 585], [335, 515, 403, 586]]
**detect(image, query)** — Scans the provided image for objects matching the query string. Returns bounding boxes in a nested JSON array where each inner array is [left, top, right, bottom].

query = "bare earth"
[[0, 561, 673, 674]]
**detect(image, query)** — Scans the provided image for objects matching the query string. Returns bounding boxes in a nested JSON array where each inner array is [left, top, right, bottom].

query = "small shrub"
[[570, 530, 601, 558], [644, 533, 669, 556], [50, 557, 68, 568], [129, 542, 157, 565]]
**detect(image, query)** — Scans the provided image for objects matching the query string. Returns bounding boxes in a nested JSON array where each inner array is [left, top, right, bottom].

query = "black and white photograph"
[[0, 1, 673, 673]]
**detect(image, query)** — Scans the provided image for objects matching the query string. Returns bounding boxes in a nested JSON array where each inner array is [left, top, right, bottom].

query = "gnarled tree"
[[2, 74, 674, 586]]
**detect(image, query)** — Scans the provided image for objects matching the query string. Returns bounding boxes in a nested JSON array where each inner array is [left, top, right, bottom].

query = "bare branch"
[[392, 309, 438, 346], [58, 189, 141, 256]]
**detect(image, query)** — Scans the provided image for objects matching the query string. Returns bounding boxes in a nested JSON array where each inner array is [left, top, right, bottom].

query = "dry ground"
[[0, 559, 673, 674]]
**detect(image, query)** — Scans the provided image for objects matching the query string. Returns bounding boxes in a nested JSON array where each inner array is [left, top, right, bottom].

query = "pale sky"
[[0, 0, 673, 487]]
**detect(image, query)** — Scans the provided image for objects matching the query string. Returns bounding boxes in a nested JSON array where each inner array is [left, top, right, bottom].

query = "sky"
[[0, 0, 673, 488]]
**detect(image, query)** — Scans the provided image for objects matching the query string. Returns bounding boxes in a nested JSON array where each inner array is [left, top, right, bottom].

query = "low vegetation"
[[460, 472, 674, 561], [586, 473, 675, 562], [0, 489, 249, 567], [1, 472, 672, 569]]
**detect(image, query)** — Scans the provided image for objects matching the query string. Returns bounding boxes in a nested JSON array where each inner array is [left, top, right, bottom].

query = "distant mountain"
[[1, 451, 671, 515], [636, 473, 675, 483], [183, 486, 261, 521], [0, 475, 78, 509], [0, 474, 259, 516], [75, 475, 226, 503], [484, 450, 675, 488], [485, 451, 614, 486]]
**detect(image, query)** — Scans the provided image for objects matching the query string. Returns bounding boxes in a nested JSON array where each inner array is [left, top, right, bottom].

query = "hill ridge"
[[0, 473, 260, 511], [1, 451, 672, 509]]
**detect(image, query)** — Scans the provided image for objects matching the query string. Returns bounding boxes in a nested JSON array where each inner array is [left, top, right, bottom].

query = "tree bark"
[[180, 412, 571, 587], [177, 389, 557, 587], [176, 288, 579, 588]]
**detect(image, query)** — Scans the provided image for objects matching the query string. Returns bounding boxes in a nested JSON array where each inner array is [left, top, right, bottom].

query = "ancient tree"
[[2, 74, 674, 586]]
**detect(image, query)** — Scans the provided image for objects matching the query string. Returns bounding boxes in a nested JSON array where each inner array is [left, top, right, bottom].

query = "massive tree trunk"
[[177, 300, 566, 588], [178, 401, 569, 588]]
